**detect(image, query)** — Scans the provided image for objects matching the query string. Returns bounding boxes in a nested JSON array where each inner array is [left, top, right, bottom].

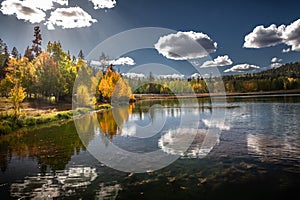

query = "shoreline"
[[1, 89, 299, 135], [0, 104, 112, 135], [134, 89, 300, 100]]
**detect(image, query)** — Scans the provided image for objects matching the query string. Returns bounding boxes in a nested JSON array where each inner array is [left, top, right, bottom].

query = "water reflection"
[[0, 122, 85, 173], [95, 183, 122, 200], [73, 99, 222, 172], [158, 128, 219, 158], [202, 119, 230, 131], [1, 95, 300, 199], [94, 101, 215, 139], [247, 133, 300, 162], [10, 166, 97, 199], [73, 100, 223, 160]]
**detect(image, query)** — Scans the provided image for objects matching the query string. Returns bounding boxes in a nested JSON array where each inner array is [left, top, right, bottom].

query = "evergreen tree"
[[78, 50, 84, 59], [31, 26, 42, 57], [0, 39, 9, 80], [11, 47, 19, 58]]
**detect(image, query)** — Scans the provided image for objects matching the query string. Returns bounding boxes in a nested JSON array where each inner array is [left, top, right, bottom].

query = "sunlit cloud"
[[0, 0, 46, 23], [29, 0, 68, 11], [111, 57, 135, 66], [200, 55, 233, 67], [89, 0, 117, 9], [190, 73, 201, 79], [282, 19, 300, 51], [90, 57, 135, 67], [1, 0, 117, 29], [122, 72, 145, 79], [282, 48, 291, 53], [271, 57, 282, 63], [270, 62, 282, 68], [243, 24, 284, 48], [224, 63, 260, 73], [244, 18, 300, 52], [45, 6, 97, 30], [157, 74, 185, 79], [190, 73, 210, 79], [0, 0, 69, 23], [154, 31, 217, 60], [270, 57, 282, 69]]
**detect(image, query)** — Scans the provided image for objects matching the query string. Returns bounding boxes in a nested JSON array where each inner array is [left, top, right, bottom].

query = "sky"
[[1, 0, 300, 77]]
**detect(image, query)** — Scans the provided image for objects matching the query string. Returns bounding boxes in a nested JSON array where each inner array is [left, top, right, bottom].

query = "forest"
[[130, 63, 300, 95], [0, 26, 132, 119]]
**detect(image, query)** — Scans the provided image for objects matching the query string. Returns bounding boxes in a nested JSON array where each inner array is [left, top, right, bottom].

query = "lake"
[[1, 94, 300, 199]]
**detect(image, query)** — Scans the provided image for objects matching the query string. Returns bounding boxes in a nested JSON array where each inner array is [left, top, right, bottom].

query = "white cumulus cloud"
[[0, 0, 46, 23], [154, 31, 217, 60], [271, 57, 282, 63], [282, 48, 291, 53], [122, 72, 145, 79], [45, 7, 97, 30], [89, 0, 116, 9], [282, 19, 300, 51], [27, 0, 68, 11], [90, 57, 135, 67], [190, 73, 201, 79], [270, 63, 282, 68], [244, 18, 300, 52], [111, 57, 135, 66], [200, 55, 233, 67], [224, 64, 260, 73], [158, 74, 185, 79], [243, 24, 285, 48], [270, 57, 282, 68], [0, 0, 69, 23]]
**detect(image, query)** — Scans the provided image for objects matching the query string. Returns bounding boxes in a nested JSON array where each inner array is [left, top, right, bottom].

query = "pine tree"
[[11, 47, 19, 58], [32, 26, 42, 57], [0, 39, 9, 80], [78, 50, 84, 59]]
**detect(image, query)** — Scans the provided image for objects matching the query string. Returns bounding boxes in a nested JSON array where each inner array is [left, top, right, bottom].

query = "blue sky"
[[1, 0, 300, 76]]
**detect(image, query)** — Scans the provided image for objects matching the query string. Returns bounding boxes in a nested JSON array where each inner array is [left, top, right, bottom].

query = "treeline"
[[222, 62, 300, 92], [125, 62, 300, 94], [0, 26, 132, 118]]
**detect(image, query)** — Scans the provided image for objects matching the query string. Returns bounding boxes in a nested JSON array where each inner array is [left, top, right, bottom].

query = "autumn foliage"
[[98, 68, 132, 103]]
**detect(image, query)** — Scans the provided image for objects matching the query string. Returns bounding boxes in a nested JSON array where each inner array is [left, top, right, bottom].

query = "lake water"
[[1, 95, 300, 199]]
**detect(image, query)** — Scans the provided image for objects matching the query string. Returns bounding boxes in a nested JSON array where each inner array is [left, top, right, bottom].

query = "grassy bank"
[[2, 89, 299, 135], [0, 102, 112, 135], [0, 108, 85, 135]]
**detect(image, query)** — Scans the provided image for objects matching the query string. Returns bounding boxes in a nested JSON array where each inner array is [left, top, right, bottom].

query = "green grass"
[[96, 103, 112, 110], [0, 120, 13, 135], [0, 110, 74, 135], [0, 105, 113, 135]]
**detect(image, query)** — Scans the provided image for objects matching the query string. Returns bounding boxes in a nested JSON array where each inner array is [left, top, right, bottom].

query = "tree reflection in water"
[[0, 122, 86, 173], [97, 104, 132, 139]]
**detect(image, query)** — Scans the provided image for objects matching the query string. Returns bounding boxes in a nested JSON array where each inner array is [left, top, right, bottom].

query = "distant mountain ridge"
[[255, 62, 300, 78]]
